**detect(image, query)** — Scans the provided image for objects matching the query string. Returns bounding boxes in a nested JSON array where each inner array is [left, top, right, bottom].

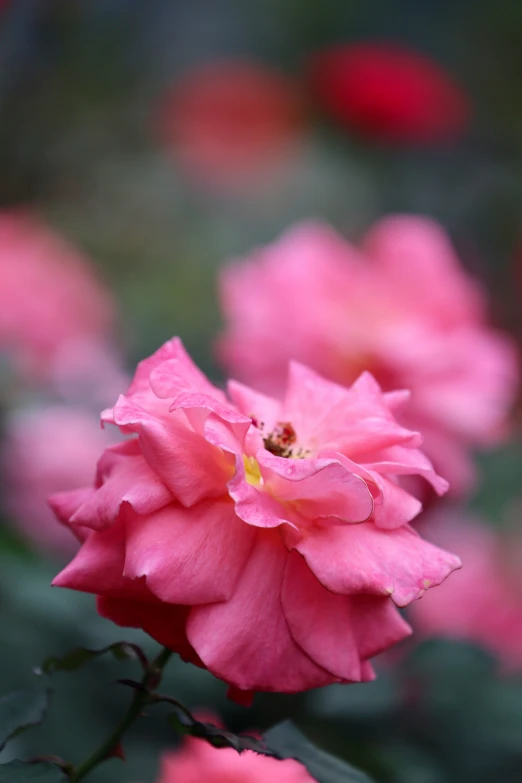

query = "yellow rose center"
[[243, 455, 262, 487]]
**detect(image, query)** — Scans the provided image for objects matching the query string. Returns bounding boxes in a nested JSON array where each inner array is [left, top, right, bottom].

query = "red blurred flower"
[[158, 59, 303, 189], [308, 43, 470, 143]]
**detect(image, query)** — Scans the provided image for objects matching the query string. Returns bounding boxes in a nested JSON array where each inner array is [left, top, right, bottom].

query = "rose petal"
[[227, 380, 282, 432], [349, 594, 412, 658], [291, 522, 461, 606], [48, 487, 94, 525], [371, 477, 422, 529], [52, 524, 148, 599], [70, 450, 173, 530], [363, 444, 449, 495], [110, 398, 233, 507], [258, 451, 374, 524], [282, 550, 368, 681], [228, 455, 291, 529], [124, 500, 255, 604], [187, 531, 336, 692]]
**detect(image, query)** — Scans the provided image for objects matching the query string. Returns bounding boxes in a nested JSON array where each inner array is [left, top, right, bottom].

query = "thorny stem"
[[70, 647, 173, 782]]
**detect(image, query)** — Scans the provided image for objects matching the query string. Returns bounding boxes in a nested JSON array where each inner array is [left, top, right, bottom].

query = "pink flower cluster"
[[218, 216, 518, 495], [410, 510, 522, 671], [0, 210, 128, 555], [0, 211, 115, 385], [1, 406, 116, 557], [148, 736, 314, 783], [52, 338, 459, 697]]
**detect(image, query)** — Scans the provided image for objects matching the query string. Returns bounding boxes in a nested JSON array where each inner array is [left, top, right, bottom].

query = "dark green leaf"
[[263, 721, 376, 783], [168, 710, 264, 753], [37, 642, 148, 677], [0, 689, 50, 752], [0, 760, 67, 782]]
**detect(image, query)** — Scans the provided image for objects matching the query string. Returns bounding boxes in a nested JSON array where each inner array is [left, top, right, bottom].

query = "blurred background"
[[0, 1, 522, 782]]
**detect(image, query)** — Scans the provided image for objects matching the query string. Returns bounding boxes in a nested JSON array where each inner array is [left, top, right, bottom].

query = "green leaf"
[[0, 689, 50, 752], [263, 721, 376, 783], [119, 680, 267, 754], [0, 761, 67, 782], [168, 712, 263, 753], [37, 642, 149, 676]]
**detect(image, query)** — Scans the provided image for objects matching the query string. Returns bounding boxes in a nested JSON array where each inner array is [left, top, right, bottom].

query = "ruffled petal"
[[149, 349, 228, 403], [349, 594, 412, 658], [258, 451, 374, 524], [227, 380, 282, 432], [291, 522, 461, 607], [70, 450, 173, 531], [48, 487, 94, 525], [110, 399, 233, 507], [362, 444, 449, 495], [187, 531, 336, 692], [228, 455, 291, 529], [282, 550, 367, 681], [371, 477, 422, 529], [169, 392, 252, 447], [101, 340, 189, 423], [123, 500, 255, 605], [52, 524, 148, 599], [283, 364, 421, 456]]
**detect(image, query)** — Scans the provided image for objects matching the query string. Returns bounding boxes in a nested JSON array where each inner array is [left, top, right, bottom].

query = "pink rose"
[[308, 42, 470, 144], [52, 338, 459, 698], [218, 216, 518, 495], [158, 59, 303, 191], [0, 211, 116, 386], [147, 736, 314, 783], [2, 405, 115, 556], [410, 509, 522, 671]]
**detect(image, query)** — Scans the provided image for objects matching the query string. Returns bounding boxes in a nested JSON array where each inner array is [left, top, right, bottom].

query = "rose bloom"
[[146, 736, 314, 783], [51, 338, 459, 699], [308, 42, 470, 143], [1, 405, 114, 556], [410, 510, 522, 671], [218, 216, 518, 496], [0, 211, 115, 385], [158, 59, 303, 190]]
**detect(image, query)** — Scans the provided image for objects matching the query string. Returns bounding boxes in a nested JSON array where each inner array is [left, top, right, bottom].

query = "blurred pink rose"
[[1, 405, 115, 556], [149, 736, 314, 783], [308, 43, 470, 143], [409, 510, 522, 671], [218, 216, 518, 495], [0, 211, 116, 386], [52, 337, 459, 699], [158, 59, 303, 190]]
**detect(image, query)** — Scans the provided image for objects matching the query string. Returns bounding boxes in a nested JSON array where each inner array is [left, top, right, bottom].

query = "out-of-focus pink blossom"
[[0, 211, 116, 385], [50, 338, 130, 409], [218, 216, 518, 495], [52, 337, 459, 699], [1, 405, 115, 556], [149, 736, 314, 783], [308, 43, 470, 143], [410, 510, 522, 671], [158, 60, 303, 190]]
